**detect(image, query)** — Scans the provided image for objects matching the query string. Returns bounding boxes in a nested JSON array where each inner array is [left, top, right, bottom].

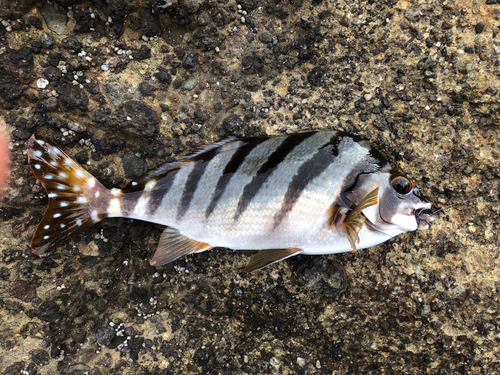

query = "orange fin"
[[149, 227, 212, 267], [27, 135, 107, 256], [242, 248, 302, 272], [343, 187, 379, 252]]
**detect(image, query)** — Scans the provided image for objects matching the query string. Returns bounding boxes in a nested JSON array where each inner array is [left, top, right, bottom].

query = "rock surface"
[[1, 0, 500, 374]]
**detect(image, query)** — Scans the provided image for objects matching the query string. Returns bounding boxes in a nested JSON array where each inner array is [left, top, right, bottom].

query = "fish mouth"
[[415, 207, 435, 230]]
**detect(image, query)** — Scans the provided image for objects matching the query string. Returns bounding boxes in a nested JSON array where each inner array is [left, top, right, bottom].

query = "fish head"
[[346, 172, 435, 236]]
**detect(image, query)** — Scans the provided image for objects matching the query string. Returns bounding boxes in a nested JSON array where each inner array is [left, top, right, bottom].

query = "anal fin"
[[149, 227, 212, 267], [342, 187, 379, 252], [243, 248, 302, 272]]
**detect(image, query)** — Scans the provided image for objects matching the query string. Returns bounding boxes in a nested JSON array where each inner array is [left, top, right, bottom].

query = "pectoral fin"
[[150, 227, 212, 267], [343, 187, 379, 252], [243, 248, 303, 272]]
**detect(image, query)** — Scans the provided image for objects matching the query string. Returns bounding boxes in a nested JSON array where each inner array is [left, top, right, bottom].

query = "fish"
[[26, 131, 435, 272]]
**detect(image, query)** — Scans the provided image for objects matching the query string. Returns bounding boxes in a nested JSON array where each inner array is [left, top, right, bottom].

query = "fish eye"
[[391, 176, 412, 194]]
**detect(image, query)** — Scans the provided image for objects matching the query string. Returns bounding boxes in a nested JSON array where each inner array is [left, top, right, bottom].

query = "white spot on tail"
[[43, 235, 49, 240], [88, 179, 96, 188], [76, 219, 82, 226], [37, 139, 45, 146], [60, 202, 69, 207], [48, 193, 57, 198], [34, 164, 41, 170], [91, 210, 98, 221], [107, 198, 122, 217], [53, 213, 61, 218], [59, 172, 68, 179], [145, 180, 157, 191], [73, 185, 81, 192], [34, 150, 43, 157], [64, 158, 73, 166], [50, 161, 58, 167], [44, 225, 50, 230], [131, 181, 138, 186], [111, 188, 121, 196], [53, 148, 61, 155], [76, 197, 88, 204], [76, 170, 84, 178], [60, 224, 66, 228], [45, 174, 53, 180], [95, 191, 100, 198], [57, 185, 65, 190]]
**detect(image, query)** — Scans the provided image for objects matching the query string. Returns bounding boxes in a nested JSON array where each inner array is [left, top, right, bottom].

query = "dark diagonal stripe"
[[234, 132, 316, 221], [148, 169, 179, 216], [272, 133, 341, 229], [177, 148, 218, 220], [205, 138, 266, 219]]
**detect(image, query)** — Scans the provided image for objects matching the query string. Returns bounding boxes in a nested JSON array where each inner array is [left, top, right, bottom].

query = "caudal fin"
[[27, 135, 108, 256]]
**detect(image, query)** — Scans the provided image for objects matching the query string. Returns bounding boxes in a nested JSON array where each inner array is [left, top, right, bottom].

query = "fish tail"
[[27, 135, 109, 256]]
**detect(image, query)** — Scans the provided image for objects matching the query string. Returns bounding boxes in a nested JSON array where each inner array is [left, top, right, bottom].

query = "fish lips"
[[415, 206, 435, 230]]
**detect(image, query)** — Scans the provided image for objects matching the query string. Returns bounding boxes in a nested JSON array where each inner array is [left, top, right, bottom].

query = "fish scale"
[[26, 131, 434, 272]]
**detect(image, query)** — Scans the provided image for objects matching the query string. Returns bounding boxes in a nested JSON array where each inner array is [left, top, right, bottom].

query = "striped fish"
[[27, 131, 434, 272]]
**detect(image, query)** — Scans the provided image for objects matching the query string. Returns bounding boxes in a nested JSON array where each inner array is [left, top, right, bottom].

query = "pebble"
[[37, 78, 49, 89], [182, 78, 198, 91], [40, 2, 68, 35], [40, 32, 55, 49], [475, 21, 485, 34]]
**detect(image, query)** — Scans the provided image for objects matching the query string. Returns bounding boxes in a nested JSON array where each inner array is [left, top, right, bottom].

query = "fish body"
[[27, 131, 434, 271]]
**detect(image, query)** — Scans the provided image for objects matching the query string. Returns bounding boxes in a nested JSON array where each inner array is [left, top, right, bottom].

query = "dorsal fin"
[[124, 137, 238, 192]]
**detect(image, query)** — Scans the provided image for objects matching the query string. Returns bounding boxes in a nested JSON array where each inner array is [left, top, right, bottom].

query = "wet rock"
[[194, 109, 209, 124], [45, 97, 59, 111], [140, 8, 162, 37], [29, 16, 43, 30], [405, 4, 432, 22], [40, 2, 68, 35], [37, 301, 60, 322], [62, 363, 91, 375], [30, 349, 50, 366], [60, 36, 82, 54], [73, 6, 95, 34], [58, 84, 89, 111], [475, 21, 485, 34], [40, 32, 55, 49], [182, 78, 198, 91], [110, 0, 127, 36], [222, 114, 243, 134], [154, 67, 172, 85], [43, 66, 63, 86], [183, 53, 198, 69], [130, 286, 149, 303], [198, 11, 210, 26], [104, 81, 126, 106], [192, 25, 219, 51], [259, 32, 273, 44], [96, 326, 116, 346], [122, 151, 147, 179], [0, 46, 34, 101], [124, 100, 160, 136], [10, 280, 37, 302], [307, 67, 324, 86], [3, 362, 25, 375], [17, 260, 33, 275], [132, 45, 151, 60], [292, 257, 347, 298]]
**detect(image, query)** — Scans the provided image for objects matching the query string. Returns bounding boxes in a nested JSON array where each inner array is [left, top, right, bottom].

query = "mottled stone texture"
[[1, 0, 500, 374]]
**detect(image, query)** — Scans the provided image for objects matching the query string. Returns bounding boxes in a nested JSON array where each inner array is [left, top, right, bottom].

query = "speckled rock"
[[1, 0, 500, 374]]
